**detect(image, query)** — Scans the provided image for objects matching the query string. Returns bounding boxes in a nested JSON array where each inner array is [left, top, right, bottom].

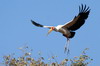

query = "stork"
[[31, 4, 90, 53]]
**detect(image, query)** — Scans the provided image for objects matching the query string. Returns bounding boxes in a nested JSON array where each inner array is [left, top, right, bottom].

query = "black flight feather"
[[31, 20, 43, 27], [68, 4, 90, 31]]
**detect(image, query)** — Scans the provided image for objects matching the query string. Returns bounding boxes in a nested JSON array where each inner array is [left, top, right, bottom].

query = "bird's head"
[[47, 27, 55, 35]]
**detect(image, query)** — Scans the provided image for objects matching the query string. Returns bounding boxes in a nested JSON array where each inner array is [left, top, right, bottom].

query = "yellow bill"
[[47, 28, 53, 36]]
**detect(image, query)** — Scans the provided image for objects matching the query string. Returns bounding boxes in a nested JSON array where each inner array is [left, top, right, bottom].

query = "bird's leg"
[[67, 38, 70, 54], [67, 38, 70, 44], [64, 38, 70, 54]]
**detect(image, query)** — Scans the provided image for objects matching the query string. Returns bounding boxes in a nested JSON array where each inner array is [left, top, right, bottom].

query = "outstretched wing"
[[62, 4, 90, 31], [31, 20, 52, 29]]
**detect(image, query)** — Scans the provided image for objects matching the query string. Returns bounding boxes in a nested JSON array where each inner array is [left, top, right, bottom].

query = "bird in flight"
[[31, 4, 90, 53]]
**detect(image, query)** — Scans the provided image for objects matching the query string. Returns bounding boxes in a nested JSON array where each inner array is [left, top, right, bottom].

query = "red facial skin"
[[51, 27, 55, 30]]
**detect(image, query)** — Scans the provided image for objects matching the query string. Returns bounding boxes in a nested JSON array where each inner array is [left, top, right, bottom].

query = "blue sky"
[[0, 0, 100, 66]]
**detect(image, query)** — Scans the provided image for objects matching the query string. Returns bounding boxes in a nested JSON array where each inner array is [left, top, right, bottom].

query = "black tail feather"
[[63, 32, 75, 38], [69, 32, 75, 38]]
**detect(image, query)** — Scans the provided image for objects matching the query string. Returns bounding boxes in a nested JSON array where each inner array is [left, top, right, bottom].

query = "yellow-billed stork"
[[31, 4, 90, 40], [31, 4, 90, 53]]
